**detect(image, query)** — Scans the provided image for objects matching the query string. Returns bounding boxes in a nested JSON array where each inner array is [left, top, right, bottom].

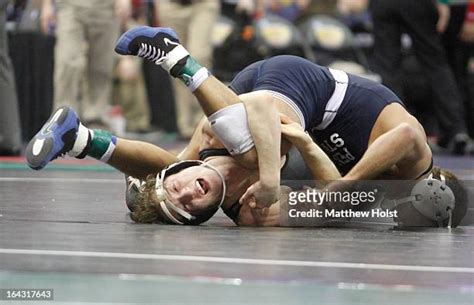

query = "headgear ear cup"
[[381, 175, 457, 228], [411, 177, 455, 228], [125, 175, 145, 212]]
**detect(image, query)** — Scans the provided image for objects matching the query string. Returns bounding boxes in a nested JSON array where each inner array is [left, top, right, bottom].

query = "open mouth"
[[195, 178, 209, 195]]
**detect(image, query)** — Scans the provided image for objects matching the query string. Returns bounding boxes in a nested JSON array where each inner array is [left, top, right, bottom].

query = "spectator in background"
[[115, 55, 151, 134], [265, 0, 309, 22], [221, 0, 264, 19], [40, 0, 131, 127], [337, 0, 371, 30], [156, 0, 220, 139], [300, 0, 338, 19], [0, 0, 22, 155], [114, 0, 151, 134], [369, 0, 472, 154], [220, 0, 267, 27], [338, 0, 368, 14], [441, 0, 474, 137]]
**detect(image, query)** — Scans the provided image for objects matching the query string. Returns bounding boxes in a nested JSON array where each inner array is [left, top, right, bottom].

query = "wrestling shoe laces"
[[137, 43, 168, 64], [115, 26, 189, 75]]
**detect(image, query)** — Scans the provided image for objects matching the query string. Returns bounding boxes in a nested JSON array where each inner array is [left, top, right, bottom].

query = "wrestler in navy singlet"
[[229, 55, 403, 175]]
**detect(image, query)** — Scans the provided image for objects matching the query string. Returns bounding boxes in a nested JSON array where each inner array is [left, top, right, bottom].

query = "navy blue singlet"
[[229, 55, 403, 175]]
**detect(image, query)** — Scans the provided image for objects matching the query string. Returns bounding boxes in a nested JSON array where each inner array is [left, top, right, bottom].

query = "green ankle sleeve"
[[177, 56, 203, 85], [89, 129, 117, 162]]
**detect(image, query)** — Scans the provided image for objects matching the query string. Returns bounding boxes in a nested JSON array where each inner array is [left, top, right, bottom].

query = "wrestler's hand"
[[239, 180, 281, 209], [280, 114, 312, 147]]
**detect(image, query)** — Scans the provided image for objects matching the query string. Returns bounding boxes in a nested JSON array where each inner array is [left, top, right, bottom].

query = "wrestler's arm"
[[233, 115, 343, 226], [176, 117, 207, 160], [193, 77, 272, 171], [235, 115, 344, 226], [108, 138, 179, 180], [294, 138, 342, 182], [280, 115, 341, 182], [191, 78, 285, 208], [237, 201, 282, 226], [238, 92, 282, 208], [343, 123, 426, 180], [109, 116, 212, 179], [236, 186, 297, 227], [244, 94, 281, 179], [110, 82, 280, 183], [181, 90, 283, 191]]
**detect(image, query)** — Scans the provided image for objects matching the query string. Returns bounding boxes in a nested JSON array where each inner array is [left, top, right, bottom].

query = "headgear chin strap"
[[381, 173, 456, 228], [154, 160, 227, 225]]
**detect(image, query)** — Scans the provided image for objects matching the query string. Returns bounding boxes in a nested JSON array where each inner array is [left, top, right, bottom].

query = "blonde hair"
[[129, 175, 167, 224], [432, 166, 468, 227]]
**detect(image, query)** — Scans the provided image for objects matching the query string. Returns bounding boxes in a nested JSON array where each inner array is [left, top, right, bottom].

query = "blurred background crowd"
[[1, 0, 473, 156]]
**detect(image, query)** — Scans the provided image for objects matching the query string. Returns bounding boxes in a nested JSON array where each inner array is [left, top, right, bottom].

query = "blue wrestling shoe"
[[26, 107, 83, 170], [115, 26, 189, 75]]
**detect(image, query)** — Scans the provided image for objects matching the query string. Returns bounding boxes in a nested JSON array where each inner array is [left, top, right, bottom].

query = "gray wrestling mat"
[[0, 155, 473, 304]]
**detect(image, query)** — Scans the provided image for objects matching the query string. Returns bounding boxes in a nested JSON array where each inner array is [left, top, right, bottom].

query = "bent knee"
[[371, 103, 426, 144]]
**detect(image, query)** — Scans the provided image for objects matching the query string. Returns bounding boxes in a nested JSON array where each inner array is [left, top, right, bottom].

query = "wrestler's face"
[[163, 165, 223, 213]]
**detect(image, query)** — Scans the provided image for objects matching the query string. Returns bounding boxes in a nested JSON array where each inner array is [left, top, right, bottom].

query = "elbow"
[[398, 123, 418, 149]]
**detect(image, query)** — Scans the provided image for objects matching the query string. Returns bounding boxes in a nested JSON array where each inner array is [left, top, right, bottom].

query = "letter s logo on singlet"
[[321, 133, 355, 166], [321, 133, 344, 152], [330, 133, 344, 148]]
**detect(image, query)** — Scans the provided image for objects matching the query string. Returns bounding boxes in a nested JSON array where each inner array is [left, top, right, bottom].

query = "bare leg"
[[345, 104, 432, 180], [115, 27, 284, 207], [25, 106, 180, 175], [108, 138, 178, 180], [193, 76, 241, 115], [107, 75, 244, 178]]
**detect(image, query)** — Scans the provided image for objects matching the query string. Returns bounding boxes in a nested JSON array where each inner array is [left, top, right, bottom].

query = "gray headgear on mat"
[[381, 173, 455, 228]]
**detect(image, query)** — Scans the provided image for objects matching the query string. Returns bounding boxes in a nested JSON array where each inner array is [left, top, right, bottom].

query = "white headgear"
[[154, 160, 227, 225]]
